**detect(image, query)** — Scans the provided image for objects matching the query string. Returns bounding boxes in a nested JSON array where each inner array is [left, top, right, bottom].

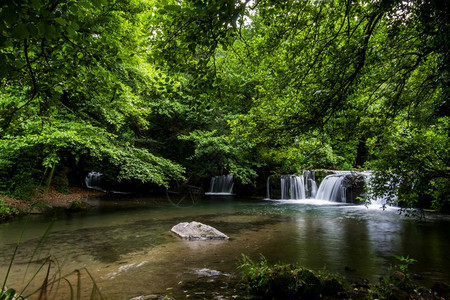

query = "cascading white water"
[[315, 175, 347, 202], [205, 175, 234, 195], [85, 172, 105, 191], [267, 171, 314, 200], [302, 170, 317, 199], [266, 170, 395, 204], [292, 176, 306, 199], [267, 171, 354, 202], [280, 175, 306, 200], [310, 179, 318, 199]]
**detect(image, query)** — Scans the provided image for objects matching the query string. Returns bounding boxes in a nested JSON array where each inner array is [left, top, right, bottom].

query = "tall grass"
[[1, 207, 103, 300]]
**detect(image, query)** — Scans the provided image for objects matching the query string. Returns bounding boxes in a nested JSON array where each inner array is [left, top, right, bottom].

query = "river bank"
[[0, 187, 103, 222]]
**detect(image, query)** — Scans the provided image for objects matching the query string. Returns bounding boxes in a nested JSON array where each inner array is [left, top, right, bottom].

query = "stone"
[[432, 282, 450, 299], [194, 268, 230, 277], [128, 296, 175, 300], [344, 265, 356, 272], [171, 221, 229, 240], [388, 286, 410, 300], [390, 271, 406, 283]]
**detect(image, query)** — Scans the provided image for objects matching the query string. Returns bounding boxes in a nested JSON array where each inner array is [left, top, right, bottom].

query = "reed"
[[1, 208, 103, 300]]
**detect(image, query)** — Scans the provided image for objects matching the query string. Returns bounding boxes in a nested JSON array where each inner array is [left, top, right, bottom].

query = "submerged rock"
[[171, 221, 229, 240], [194, 268, 230, 277], [128, 296, 175, 300]]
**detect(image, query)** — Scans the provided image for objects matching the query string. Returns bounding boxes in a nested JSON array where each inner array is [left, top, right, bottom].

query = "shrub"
[[238, 255, 346, 299], [0, 199, 19, 222]]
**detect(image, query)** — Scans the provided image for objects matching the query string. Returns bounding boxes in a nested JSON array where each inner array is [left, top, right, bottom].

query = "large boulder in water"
[[171, 221, 229, 240]]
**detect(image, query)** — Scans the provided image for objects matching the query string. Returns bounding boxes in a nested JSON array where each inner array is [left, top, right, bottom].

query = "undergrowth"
[[238, 254, 449, 299], [0, 197, 20, 222]]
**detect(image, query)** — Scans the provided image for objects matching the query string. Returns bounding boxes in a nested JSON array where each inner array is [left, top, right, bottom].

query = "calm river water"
[[1, 196, 449, 299]]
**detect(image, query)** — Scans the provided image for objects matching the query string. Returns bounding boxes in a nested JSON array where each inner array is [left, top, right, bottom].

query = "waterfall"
[[303, 170, 317, 198], [315, 174, 347, 202], [266, 171, 366, 203], [266, 176, 271, 199], [266, 170, 390, 204], [280, 175, 306, 200], [205, 175, 234, 195], [310, 179, 317, 198], [267, 174, 309, 200], [85, 172, 105, 191]]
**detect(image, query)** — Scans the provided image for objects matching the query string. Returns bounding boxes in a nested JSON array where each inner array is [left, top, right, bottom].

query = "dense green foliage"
[[0, 0, 448, 209], [0, 0, 185, 198]]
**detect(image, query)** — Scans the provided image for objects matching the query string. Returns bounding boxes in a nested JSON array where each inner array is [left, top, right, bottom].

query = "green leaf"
[[80, 1, 93, 9], [0, 288, 17, 300], [12, 23, 29, 39], [30, 0, 41, 9], [26, 23, 38, 36], [164, 5, 181, 12], [92, 0, 102, 8], [37, 22, 46, 36], [68, 21, 79, 32], [54, 17, 67, 26], [54, 85, 64, 94]]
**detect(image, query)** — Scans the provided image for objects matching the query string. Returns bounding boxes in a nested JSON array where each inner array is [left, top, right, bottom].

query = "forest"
[[0, 0, 449, 213]]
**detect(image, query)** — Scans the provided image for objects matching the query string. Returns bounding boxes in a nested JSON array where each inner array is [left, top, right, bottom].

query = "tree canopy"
[[0, 0, 448, 210]]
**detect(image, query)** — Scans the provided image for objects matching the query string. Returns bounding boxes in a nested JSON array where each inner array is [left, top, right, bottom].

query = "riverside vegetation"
[[238, 255, 450, 299]]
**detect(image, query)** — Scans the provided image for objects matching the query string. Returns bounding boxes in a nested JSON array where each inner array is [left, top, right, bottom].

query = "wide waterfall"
[[267, 170, 366, 203], [205, 175, 235, 196]]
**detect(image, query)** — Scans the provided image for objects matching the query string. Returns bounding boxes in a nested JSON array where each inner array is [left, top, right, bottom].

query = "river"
[[1, 195, 449, 299]]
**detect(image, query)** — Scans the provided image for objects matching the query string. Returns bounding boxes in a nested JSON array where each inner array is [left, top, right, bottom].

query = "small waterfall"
[[303, 170, 317, 198], [85, 172, 105, 191], [267, 174, 309, 200], [315, 174, 347, 202], [310, 180, 317, 198], [280, 175, 306, 199], [205, 175, 234, 195]]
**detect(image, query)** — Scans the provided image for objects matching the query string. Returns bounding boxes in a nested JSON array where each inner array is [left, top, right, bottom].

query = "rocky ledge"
[[171, 221, 229, 240]]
